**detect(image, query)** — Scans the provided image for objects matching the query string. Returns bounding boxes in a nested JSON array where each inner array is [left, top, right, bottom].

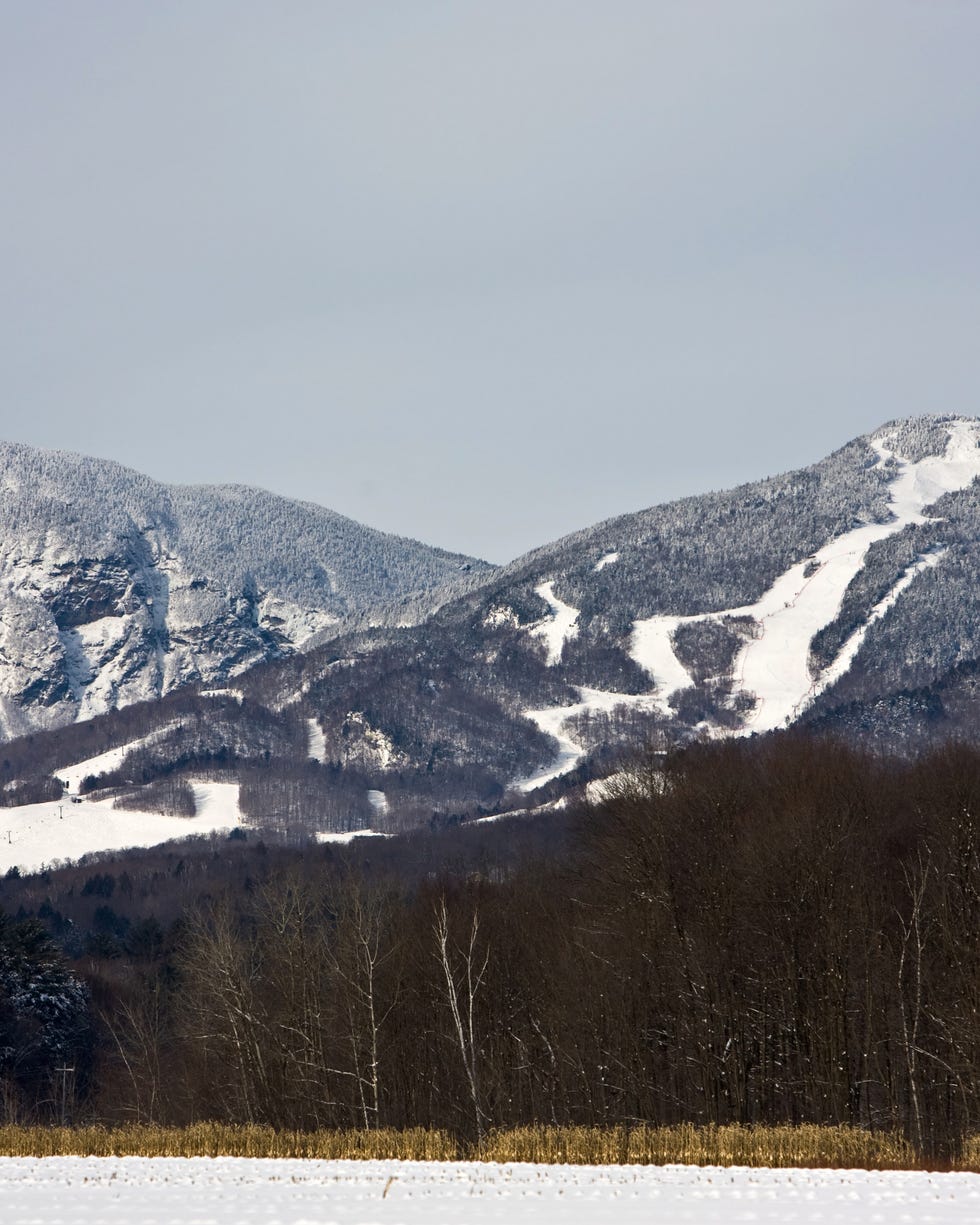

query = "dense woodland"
[[1, 732, 978, 1163]]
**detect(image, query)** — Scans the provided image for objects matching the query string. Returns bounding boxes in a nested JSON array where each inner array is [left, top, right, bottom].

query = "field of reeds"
[[0, 1123, 977, 1170]]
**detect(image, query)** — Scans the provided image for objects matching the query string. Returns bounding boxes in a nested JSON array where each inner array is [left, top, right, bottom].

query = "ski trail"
[[631, 419, 980, 732], [528, 581, 580, 666]]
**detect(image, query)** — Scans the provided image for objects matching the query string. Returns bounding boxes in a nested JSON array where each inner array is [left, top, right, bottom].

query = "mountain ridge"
[[5, 413, 980, 874], [264, 412, 980, 793], [0, 439, 490, 738]]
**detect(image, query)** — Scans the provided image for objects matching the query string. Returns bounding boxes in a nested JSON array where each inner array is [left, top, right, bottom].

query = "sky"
[[2, 2, 979, 564]]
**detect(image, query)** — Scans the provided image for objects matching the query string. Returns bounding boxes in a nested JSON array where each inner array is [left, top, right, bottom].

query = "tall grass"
[[475, 1124, 922, 1170], [0, 1123, 975, 1170], [0, 1124, 457, 1162]]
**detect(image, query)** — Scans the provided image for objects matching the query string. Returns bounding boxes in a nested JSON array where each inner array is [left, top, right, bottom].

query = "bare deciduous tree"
[[434, 895, 490, 1140]]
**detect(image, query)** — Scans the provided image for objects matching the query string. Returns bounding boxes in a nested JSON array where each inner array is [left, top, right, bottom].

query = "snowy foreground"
[[0, 1158, 978, 1224]]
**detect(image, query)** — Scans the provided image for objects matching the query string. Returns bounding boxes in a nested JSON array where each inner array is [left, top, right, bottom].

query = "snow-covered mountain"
[[5, 415, 980, 871], [263, 414, 980, 795], [0, 442, 489, 739]]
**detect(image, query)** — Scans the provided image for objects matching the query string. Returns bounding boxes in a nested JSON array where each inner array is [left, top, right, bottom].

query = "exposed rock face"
[[0, 443, 489, 738]]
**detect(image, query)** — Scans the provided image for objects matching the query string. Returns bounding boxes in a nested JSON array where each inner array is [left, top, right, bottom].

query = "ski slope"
[[0, 782, 243, 876], [513, 705, 586, 792], [0, 1158, 976, 1224], [306, 717, 328, 762], [516, 421, 980, 788], [631, 419, 980, 732], [527, 581, 580, 666], [630, 615, 698, 714], [53, 725, 191, 795], [367, 788, 389, 815], [514, 688, 661, 792]]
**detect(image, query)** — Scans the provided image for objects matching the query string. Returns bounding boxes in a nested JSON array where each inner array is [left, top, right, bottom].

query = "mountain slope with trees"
[[0, 442, 489, 739], [5, 416, 980, 857]]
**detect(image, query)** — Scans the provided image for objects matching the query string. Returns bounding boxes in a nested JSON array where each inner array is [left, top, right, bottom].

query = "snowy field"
[[0, 1158, 977, 1224], [0, 781, 242, 876], [0, 730, 247, 874]]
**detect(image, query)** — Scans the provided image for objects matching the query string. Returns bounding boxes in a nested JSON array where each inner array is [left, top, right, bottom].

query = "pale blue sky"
[[2, 2, 978, 562]]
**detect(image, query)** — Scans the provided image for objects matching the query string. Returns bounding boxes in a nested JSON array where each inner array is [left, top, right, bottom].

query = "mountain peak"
[[0, 441, 491, 738], [868, 413, 980, 463]]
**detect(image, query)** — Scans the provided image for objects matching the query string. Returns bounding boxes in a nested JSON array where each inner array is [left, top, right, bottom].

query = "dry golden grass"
[[475, 1124, 923, 1170], [0, 1124, 458, 1162], [0, 1123, 975, 1170], [961, 1132, 980, 1171]]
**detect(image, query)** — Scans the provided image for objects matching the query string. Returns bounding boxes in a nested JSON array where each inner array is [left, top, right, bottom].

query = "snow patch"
[[594, 551, 620, 571], [585, 770, 638, 803], [257, 594, 337, 648], [367, 789, 388, 814], [314, 828, 388, 844], [59, 616, 129, 705], [307, 717, 327, 762], [483, 605, 520, 630], [343, 713, 401, 769], [189, 781, 242, 827]]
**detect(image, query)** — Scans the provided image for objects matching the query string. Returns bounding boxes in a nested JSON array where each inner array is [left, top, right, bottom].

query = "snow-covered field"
[[0, 781, 243, 876], [0, 1158, 976, 1224]]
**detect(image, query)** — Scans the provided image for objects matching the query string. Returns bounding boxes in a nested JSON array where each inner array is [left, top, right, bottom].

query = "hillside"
[[0, 442, 489, 739], [5, 415, 980, 870], [256, 414, 980, 797]]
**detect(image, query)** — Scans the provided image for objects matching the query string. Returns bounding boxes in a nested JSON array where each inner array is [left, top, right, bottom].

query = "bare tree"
[[433, 895, 490, 1140], [178, 901, 271, 1123], [97, 976, 168, 1122], [323, 875, 399, 1128]]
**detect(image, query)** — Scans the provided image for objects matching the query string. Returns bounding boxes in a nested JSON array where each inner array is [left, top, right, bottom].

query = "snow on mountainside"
[[0, 782, 242, 877], [0, 442, 489, 739], [270, 413, 980, 795], [6, 414, 980, 872], [630, 418, 980, 733]]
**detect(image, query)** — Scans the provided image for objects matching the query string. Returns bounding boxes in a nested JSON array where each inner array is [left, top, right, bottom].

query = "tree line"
[[1, 732, 978, 1161]]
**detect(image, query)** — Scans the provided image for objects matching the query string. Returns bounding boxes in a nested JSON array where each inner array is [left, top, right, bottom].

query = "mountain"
[[0, 442, 490, 739], [234, 414, 980, 798], [4, 414, 980, 871]]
